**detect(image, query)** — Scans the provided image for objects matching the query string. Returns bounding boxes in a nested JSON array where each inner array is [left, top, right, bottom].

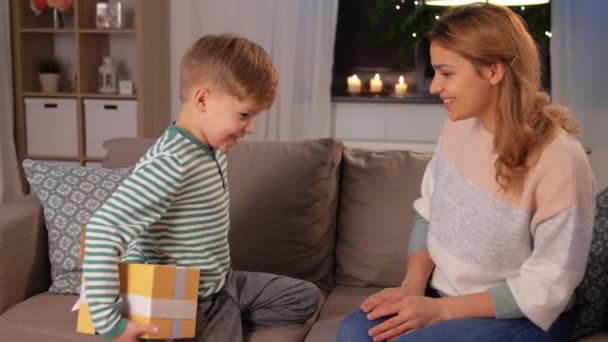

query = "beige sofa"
[[0, 138, 606, 341]]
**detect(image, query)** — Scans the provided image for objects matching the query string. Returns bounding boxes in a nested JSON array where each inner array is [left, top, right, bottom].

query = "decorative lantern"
[[98, 56, 117, 93]]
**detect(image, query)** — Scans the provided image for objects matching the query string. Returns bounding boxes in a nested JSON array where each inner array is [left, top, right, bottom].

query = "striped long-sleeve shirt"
[[411, 118, 595, 331], [82, 124, 231, 340]]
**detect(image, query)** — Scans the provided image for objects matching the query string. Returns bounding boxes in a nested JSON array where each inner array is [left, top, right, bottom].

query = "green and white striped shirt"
[[82, 124, 231, 340]]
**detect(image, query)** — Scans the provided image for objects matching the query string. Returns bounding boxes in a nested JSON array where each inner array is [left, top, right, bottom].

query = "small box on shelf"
[[24, 97, 78, 156], [84, 98, 137, 157]]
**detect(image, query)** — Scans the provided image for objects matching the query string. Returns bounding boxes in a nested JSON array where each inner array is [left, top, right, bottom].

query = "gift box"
[[76, 263, 200, 339]]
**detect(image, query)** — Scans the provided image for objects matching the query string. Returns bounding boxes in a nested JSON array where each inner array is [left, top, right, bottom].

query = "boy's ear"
[[193, 87, 209, 113], [485, 63, 506, 85]]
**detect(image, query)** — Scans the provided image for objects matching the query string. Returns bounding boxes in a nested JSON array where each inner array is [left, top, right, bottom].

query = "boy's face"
[[197, 88, 262, 153]]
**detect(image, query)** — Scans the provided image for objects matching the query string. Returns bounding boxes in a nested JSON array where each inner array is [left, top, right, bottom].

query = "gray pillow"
[[227, 139, 342, 291], [22, 160, 131, 294], [571, 187, 608, 340], [335, 148, 429, 287]]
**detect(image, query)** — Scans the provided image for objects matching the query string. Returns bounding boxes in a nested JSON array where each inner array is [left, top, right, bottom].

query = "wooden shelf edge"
[[24, 155, 80, 161], [20, 29, 135, 34], [22, 92, 77, 98], [78, 28, 135, 34], [20, 28, 76, 34], [80, 93, 137, 99]]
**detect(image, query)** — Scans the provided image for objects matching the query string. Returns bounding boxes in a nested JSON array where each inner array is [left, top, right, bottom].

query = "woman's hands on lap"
[[361, 286, 446, 342]]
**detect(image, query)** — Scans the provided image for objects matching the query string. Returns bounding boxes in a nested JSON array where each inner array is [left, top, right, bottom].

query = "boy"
[[82, 34, 320, 342]]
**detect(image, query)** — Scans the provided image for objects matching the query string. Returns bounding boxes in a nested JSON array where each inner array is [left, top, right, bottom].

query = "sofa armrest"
[[0, 194, 51, 315]]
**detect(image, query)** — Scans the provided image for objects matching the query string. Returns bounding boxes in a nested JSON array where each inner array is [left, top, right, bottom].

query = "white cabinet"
[[25, 98, 78, 156], [84, 99, 137, 157]]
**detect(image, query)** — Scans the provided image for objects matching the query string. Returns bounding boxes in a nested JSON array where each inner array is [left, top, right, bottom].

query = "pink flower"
[[30, 0, 48, 15], [48, 0, 73, 12]]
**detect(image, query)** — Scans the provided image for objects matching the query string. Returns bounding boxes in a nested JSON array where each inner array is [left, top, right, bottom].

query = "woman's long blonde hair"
[[429, 3, 579, 193]]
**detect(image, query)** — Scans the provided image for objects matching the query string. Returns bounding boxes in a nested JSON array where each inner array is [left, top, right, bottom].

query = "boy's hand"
[[113, 321, 158, 342]]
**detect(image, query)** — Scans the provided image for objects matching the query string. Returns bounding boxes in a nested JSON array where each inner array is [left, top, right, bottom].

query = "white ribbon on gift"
[[72, 266, 197, 338]]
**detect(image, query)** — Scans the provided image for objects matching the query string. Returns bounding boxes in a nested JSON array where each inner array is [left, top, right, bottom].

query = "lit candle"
[[394, 75, 408, 97], [347, 74, 362, 94], [370, 73, 383, 93]]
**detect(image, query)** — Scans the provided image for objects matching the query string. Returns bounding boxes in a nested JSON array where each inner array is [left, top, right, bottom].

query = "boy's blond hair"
[[180, 34, 278, 109]]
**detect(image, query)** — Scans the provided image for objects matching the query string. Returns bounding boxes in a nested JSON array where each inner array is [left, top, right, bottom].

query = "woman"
[[337, 3, 595, 342]]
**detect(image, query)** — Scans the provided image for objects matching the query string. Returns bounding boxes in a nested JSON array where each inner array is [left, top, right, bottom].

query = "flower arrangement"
[[30, 0, 73, 16]]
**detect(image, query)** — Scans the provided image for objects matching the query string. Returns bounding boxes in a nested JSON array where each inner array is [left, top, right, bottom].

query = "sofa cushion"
[[101, 137, 156, 168], [335, 148, 429, 287], [317, 285, 381, 321], [577, 332, 608, 342], [0, 293, 101, 341], [101, 137, 342, 290], [305, 285, 382, 342], [227, 139, 342, 290], [22, 160, 131, 294], [0, 292, 313, 342], [572, 187, 608, 340], [304, 317, 344, 342]]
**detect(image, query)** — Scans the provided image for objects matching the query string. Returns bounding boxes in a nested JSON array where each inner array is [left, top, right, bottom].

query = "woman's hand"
[[366, 296, 446, 342], [361, 287, 408, 313], [113, 321, 158, 342], [361, 286, 418, 314]]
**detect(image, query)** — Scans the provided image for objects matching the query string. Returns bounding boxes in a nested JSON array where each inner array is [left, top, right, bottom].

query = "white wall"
[[169, 1, 194, 119], [551, 1, 608, 189], [332, 102, 444, 152]]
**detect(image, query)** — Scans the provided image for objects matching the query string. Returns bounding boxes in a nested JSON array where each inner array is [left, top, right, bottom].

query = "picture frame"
[[96, 2, 123, 29]]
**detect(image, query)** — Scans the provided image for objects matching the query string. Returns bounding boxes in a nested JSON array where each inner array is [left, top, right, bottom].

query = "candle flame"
[[399, 75, 404, 84], [374, 73, 380, 81]]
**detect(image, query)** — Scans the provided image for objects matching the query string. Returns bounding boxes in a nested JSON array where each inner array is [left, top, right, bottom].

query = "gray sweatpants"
[[177, 270, 320, 342]]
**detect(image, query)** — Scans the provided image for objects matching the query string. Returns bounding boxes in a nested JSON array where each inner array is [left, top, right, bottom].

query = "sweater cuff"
[[408, 214, 429, 254], [488, 283, 525, 319], [101, 318, 128, 341]]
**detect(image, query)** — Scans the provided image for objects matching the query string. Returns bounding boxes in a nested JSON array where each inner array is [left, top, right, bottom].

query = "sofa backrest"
[[102, 137, 342, 291], [335, 148, 430, 288]]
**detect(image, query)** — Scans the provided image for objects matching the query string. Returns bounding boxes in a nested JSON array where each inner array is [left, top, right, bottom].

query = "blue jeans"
[[337, 308, 575, 342]]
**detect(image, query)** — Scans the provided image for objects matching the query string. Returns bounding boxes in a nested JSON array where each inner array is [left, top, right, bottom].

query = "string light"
[[426, 1, 549, 5]]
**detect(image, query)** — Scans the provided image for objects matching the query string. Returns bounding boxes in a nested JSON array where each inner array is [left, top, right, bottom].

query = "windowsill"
[[332, 90, 442, 104]]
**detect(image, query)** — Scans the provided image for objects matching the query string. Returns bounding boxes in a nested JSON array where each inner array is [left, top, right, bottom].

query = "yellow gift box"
[[76, 263, 200, 339]]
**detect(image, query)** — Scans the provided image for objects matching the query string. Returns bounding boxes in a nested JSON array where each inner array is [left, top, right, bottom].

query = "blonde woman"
[[338, 3, 595, 342]]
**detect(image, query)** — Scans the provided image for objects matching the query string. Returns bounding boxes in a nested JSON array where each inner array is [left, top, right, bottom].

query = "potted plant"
[[36, 56, 61, 93]]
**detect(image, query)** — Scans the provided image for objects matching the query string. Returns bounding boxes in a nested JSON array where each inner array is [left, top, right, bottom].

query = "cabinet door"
[[84, 99, 137, 157], [25, 97, 78, 156]]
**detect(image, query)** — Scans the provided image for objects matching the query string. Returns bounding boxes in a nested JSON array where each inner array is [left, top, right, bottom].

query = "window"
[[332, 0, 551, 99]]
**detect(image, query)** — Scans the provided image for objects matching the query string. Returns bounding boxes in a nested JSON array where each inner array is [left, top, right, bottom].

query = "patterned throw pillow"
[[22, 160, 131, 294], [571, 187, 608, 340]]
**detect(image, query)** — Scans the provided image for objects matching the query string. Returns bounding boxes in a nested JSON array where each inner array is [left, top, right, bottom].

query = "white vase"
[[39, 73, 60, 93]]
